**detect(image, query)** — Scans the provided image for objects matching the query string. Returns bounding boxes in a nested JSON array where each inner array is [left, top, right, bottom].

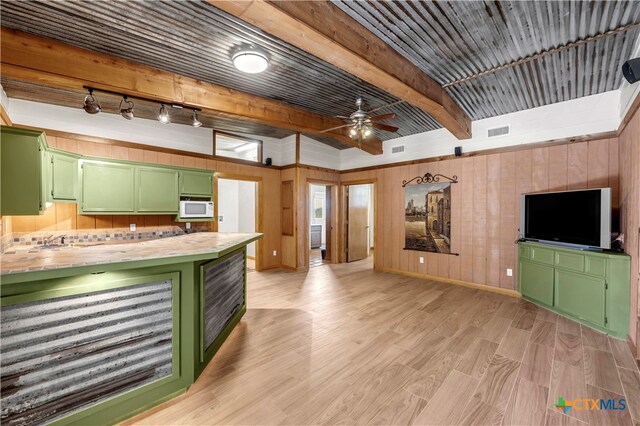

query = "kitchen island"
[[1, 232, 261, 426]]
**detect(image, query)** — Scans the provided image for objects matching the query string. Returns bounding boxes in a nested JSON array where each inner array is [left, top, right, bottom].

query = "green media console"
[[518, 241, 630, 338]]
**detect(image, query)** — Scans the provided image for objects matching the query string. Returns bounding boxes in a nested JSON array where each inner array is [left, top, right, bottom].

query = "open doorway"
[[308, 183, 337, 268], [216, 177, 259, 271], [343, 182, 375, 264]]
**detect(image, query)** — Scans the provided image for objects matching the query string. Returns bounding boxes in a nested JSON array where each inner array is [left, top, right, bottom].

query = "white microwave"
[[179, 200, 214, 219]]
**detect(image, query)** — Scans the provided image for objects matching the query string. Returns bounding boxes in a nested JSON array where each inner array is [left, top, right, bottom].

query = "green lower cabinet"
[[0, 264, 195, 426], [81, 160, 136, 213], [49, 151, 79, 202], [554, 269, 606, 327], [519, 261, 554, 306], [137, 167, 179, 213], [518, 242, 630, 338]]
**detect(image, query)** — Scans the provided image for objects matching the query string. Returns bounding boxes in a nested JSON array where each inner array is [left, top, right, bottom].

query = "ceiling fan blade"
[[372, 122, 399, 132], [335, 115, 352, 120], [319, 124, 352, 133], [370, 112, 397, 122], [366, 99, 405, 115]]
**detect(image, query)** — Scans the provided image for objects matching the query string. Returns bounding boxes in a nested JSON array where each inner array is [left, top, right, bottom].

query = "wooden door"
[[325, 186, 332, 261], [347, 184, 370, 262]]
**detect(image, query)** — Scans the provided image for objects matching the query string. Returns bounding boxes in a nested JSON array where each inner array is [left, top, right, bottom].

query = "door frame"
[[306, 179, 338, 268], [340, 178, 377, 267], [214, 173, 263, 271]]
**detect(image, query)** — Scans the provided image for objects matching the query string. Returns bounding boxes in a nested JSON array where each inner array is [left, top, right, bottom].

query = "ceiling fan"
[[320, 97, 403, 144]]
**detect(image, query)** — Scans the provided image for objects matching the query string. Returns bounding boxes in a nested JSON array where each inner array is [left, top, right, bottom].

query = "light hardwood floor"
[[126, 259, 640, 425]]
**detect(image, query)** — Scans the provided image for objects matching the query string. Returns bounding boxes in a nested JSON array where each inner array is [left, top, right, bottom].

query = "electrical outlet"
[[507, 268, 513, 277], [218, 215, 224, 223], [130, 223, 136, 232], [273, 250, 277, 256], [419, 256, 424, 264], [186, 222, 191, 229]]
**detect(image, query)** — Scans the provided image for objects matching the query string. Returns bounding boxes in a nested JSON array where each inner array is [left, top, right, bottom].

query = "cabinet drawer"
[[585, 257, 607, 277], [555, 251, 584, 272], [554, 269, 605, 327], [530, 246, 554, 265], [519, 261, 554, 306], [519, 244, 530, 260]]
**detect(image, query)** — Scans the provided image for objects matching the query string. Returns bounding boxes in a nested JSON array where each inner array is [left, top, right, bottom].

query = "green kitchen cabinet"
[[519, 261, 554, 306], [180, 170, 213, 197], [0, 126, 49, 215], [80, 160, 136, 213], [518, 241, 630, 338], [137, 167, 179, 213], [48, 150, 79, 202], [554, 269, 606, 327]]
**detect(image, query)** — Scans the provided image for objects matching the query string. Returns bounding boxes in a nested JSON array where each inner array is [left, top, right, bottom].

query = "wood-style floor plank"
[[412, 370, 478, 425], [502, 377, 548, 426], [496, 327, 531, 361], [583, 347, 624, 394], [619, 368, 640, 423], [609, 336, 640, 371], [585, 385, 633, 425], [123, 259, 640, 426]]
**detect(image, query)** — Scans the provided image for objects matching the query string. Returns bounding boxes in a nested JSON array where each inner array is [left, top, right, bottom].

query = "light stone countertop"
[[1, 232, 262, 277]]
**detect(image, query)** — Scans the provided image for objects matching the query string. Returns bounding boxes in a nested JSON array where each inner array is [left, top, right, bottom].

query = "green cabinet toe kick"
[[518, 241, 630, 339]]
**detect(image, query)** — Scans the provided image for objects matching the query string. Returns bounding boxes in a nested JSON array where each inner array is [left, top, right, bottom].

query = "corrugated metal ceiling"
[[1, 0, 638, 142], [0, 0, 439, 147], [332, 0, 640, 120]]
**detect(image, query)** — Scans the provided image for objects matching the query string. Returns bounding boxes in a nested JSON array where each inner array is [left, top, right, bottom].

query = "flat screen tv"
[[520, 188, 611, 250]]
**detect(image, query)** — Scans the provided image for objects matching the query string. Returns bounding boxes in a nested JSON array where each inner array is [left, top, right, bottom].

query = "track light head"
[[158, 104, 171, 124], [83, 89, 101, 114], [191, 110, 202, 127], [119, 96, 135, 120]]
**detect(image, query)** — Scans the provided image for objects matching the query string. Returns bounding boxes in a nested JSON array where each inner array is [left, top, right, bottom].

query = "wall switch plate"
[[185, 222, 191, 229], [507, 268, 513, 277], [218, 215, 224, 223], [130, 224, 136, 232], [273, 250, 277, 256], [419, 256, 424, 264]]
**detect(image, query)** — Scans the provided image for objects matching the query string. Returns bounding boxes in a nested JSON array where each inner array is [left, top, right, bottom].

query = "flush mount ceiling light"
[[119, 96, 135, 120], [191, 110, 202, 127], [232, 47, 269, 74], [82, 88, 101, 114], [158, 104, 171, 124]]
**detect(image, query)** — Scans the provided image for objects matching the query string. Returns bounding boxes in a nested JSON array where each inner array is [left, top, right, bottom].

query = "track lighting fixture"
[[83, 87, 202, 128], [158, 104, 171, 124], [191, 110, 202, 127], [83, 88, 102, 114], [119, 96, 135, 120]]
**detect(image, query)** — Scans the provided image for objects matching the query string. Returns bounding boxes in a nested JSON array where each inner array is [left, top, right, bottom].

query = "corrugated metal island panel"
[[0, 280, 173, 426], [203, 252, 245, 351]]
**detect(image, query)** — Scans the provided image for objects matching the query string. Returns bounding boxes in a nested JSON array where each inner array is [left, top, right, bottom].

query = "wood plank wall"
[[4, 134, 282, 270], [619, 105, 640, 358], [341, 138, 620, 291]]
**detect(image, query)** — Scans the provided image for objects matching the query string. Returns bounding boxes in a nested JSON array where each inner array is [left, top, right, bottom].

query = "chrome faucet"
[[44, 234, 66, 246]]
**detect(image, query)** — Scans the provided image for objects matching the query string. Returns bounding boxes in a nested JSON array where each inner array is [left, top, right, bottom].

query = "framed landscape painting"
[[404, 182, 452, 254]]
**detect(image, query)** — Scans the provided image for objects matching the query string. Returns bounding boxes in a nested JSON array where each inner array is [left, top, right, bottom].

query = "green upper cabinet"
[[180, 170, 213, 197], [137, 167, 179, 213], [0, 126, 48, 215], [81, 160, 136, 213], [48, 150, 79, 202]]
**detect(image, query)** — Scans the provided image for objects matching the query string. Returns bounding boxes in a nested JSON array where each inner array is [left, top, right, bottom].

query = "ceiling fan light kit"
[[319, 97, 402, 149]]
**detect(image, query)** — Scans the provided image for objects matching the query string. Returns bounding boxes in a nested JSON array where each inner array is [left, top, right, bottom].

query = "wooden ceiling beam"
[[0, 27, 382, 154], [210, 0, 472, 140]]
